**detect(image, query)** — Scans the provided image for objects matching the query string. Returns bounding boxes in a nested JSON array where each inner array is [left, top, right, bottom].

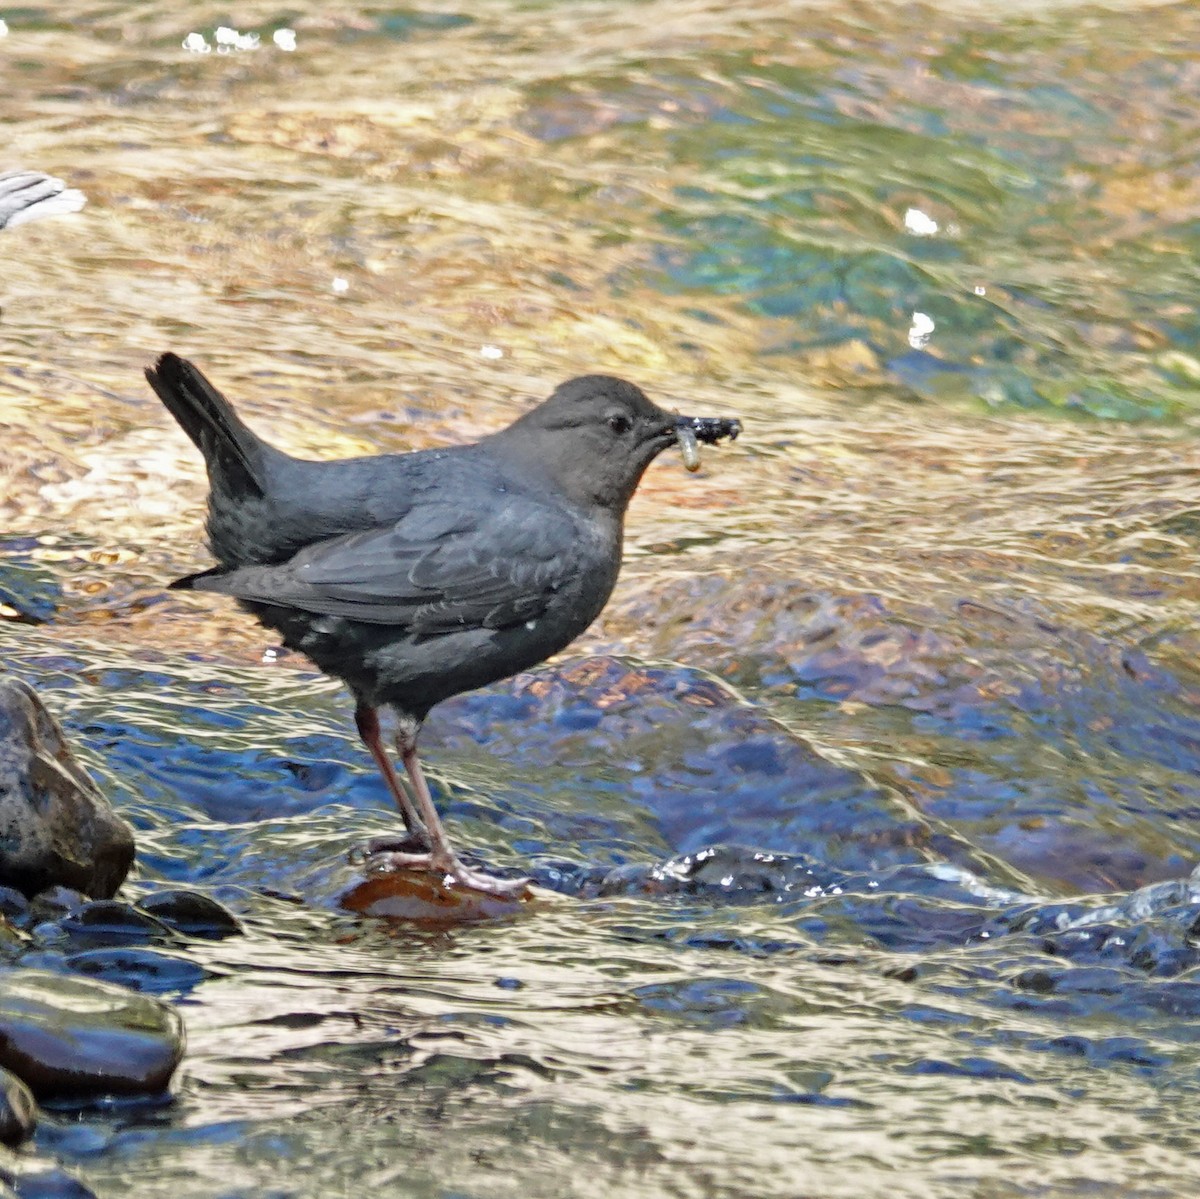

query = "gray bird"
[[146, 353, 740, 896]]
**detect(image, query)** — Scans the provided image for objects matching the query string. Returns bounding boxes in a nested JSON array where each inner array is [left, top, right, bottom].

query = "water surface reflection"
[[4, 0, 1200, 1195]]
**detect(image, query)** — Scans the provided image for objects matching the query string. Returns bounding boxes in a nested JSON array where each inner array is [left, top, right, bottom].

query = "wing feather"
[[194, 497, 580, 632]]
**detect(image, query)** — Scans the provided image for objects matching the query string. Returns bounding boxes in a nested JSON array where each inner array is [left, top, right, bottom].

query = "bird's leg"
[[370, 722, 530, 898], [354, 703, 430, 853]]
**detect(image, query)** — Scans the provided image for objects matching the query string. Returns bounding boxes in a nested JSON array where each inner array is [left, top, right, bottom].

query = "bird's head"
[[488, 375, 740, 511]]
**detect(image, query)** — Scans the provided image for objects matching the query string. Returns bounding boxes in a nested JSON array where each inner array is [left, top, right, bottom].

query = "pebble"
[[58, 902, 175, 943], [136, 890, 242, 939], [63, 948, 209, 996], [0, 969, 184, 1099]]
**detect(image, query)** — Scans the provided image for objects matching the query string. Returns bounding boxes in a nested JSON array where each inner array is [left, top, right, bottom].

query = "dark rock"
[[58, 902, 174, 944], [0, 968, 184, 1099], [0, 1070, 35, 1146], [25, 890, 85, 925], [63, 948, 209, 996], [0, 928, 22, 962], [0, 558, 59, 626], [0, 679, 135, 899], [136, 889, 242, 939]]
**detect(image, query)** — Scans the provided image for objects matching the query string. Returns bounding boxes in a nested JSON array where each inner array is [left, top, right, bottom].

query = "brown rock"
[[0, 679, 134, 899], [341, 865, 536, 924]]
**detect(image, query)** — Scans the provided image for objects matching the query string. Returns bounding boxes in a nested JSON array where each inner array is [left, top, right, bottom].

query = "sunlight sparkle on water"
[[12, 3, 1200, 1194], [908, 311, 935, 349], [185, 26, 277, 54], [904, 207, 939, 236], [215, 26, 260, 52]]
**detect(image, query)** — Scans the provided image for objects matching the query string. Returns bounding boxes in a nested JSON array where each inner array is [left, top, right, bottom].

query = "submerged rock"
[[20, 891, 240, 954], [0, 679, 134, 899], [0, 892, 27, 924], [0, 1155, 96, 1199], [136, 889, 242, 939], [61, 947, 210, 996], [595, 844, 843, 898], [25, 889, 85, 925], [0, 968, 183, 1099], [58, 901, 174, 943]]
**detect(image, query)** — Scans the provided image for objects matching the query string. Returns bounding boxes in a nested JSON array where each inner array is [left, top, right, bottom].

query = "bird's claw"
[[366, 830, 432, 856], [366, 848, 531, 899], [446, 862, 532, 899]]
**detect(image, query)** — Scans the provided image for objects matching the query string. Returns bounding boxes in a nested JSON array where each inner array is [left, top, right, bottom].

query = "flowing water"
[[4, 1, 1200, 1195]]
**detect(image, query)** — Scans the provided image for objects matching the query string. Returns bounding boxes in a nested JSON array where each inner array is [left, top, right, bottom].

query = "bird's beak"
[[672, 414, 742, 473]]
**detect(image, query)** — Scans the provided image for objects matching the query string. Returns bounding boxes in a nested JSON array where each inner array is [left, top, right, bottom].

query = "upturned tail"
[[145, 352, 268, 500]]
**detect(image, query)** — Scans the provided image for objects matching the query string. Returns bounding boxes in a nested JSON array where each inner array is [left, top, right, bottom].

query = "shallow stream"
[[5, 2, 1200, 1195]]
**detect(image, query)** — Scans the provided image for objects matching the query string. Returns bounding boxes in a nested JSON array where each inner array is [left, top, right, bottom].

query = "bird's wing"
[[193, 496, 584, 632]]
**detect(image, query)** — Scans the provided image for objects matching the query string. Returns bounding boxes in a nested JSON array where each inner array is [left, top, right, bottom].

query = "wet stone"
[[57, 901, 175, 944], [341, 864, 536, 923], [63, 948, 209, 996], [0, 928, 21, 963], [0, 1070, 36, 1147], [0, 557, 59, 626], [136, 889, 242, 939], [0, 968, 184, 1099], [25, 890, 85, 926], [0, 680, 135, 900]]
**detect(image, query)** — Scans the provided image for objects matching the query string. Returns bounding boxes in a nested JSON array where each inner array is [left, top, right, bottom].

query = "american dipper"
[[146, 353, 741, 895]]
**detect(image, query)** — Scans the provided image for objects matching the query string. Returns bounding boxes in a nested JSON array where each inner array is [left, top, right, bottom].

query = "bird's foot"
[[366, 848, 531, 899], [443, 858, 532, 899], [366, 829, 432, 856]]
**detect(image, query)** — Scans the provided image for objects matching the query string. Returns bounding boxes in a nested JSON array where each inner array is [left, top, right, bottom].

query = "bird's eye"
[[606, 413, 632, 435]]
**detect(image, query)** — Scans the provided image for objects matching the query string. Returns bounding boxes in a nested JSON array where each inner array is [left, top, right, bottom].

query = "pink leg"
[[354, 704, 428, 849], [368, 726, 530, 898]]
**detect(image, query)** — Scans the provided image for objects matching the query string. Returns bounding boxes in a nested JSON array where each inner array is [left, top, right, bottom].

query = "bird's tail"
[[145, 352, 269, 499]]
